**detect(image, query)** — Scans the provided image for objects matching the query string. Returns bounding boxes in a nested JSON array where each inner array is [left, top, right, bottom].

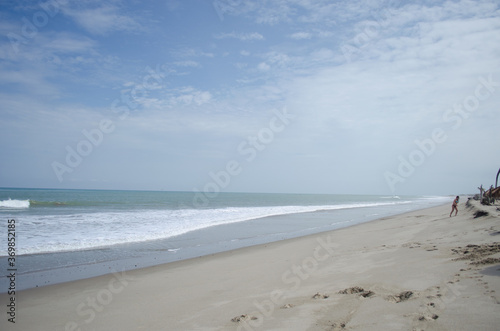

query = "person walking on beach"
[[450, 196, 459, 217]]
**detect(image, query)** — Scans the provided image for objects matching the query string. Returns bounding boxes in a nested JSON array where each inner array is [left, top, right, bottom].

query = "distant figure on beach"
[[450, 196, 459, 217]]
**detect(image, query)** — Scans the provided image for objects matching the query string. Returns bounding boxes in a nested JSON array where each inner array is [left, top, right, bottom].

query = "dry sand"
[[2, 199, 500, 330]]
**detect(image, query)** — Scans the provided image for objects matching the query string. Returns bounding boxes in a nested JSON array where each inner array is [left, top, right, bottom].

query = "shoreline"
[[2, 199, 500, 330], [1, 199, 449, 292]]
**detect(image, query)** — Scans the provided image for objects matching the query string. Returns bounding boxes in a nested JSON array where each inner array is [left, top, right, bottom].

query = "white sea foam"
[[0, 200, 420, 256], [0, 195, 451, 256], [0, 199, 30, 209]]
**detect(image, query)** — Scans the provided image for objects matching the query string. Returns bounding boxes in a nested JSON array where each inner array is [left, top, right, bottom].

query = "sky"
[[0, 0, 499, 196]]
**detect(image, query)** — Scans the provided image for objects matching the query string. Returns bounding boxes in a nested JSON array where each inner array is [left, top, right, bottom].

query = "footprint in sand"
[[338, 286, 375, 298], [280, 303, 294, 309], [360, 290, 375, 298], [312, 292, 329, 299], [403, 242, 422, 249], [338, 286, 365, 294], [417, 314, 439, 321], [387, 290, 414, 303], [231, 314, 257, 323], [329, 321, 347, 330]]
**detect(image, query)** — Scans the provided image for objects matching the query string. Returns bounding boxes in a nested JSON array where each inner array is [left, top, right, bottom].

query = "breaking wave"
[[0, 199, 30, 209]]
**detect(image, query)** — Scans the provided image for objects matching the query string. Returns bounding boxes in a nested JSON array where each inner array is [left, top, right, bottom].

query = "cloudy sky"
[[1, 0, 499, 195]]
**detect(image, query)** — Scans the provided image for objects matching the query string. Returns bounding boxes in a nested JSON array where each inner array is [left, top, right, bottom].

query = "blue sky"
[[1, 0, 499, 195]]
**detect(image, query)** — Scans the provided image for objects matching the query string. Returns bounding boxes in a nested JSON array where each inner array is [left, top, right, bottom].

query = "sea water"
[[0, 188, 450, 290]]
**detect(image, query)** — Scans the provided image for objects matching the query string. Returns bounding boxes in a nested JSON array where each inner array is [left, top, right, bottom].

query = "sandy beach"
[[2, 199, 500, 331]]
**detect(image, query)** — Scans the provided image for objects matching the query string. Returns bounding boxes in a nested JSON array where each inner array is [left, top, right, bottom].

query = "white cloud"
[[131, 86, 214, 109], [174, 60, 201, 67], [290, 32, 312, 39], [45, 34, 97, 53], [214, 32, 264, 41], [257, 62, 270, 71], [0, 70, 60, 96], [171, 48, 215, 58], [310, 48, 334, 62], [62, 5, 143, 35]]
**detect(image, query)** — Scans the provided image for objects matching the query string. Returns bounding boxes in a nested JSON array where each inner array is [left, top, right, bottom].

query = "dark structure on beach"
[[476, 167, 500, 205]]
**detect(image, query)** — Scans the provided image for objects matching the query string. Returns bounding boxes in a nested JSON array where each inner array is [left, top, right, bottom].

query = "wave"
[[380, 195, 400, 199], [4, 200, 103, 208], [0, 200, 417, 256], [30, 200, 68, 207], [0, 199, 30, 209]]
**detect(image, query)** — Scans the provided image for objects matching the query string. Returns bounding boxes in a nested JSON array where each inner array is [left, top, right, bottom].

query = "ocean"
[[0, 188, 450, 291]]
